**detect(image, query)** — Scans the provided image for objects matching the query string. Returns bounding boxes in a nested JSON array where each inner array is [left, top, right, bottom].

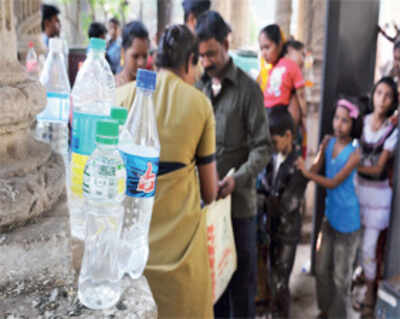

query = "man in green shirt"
[[196, 11, 272, 318]]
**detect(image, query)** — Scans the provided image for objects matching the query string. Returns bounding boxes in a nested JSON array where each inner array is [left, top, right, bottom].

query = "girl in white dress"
[[356, 76, 399, 316]]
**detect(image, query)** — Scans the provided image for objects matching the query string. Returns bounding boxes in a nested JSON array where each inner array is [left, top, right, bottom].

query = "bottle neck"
[[96, 142, 118, 151], [88, 49, 105, 59], [138, 88, 154, 96]]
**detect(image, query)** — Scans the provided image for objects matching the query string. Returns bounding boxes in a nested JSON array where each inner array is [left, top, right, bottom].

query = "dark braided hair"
[[156, 24, 199, 72]]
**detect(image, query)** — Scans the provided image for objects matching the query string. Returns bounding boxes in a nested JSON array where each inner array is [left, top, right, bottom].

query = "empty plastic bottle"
[[78, 120, 126, 310], [118, 69, 160, 279], [35, 38, 71, 169], [69, 37, 116, 240]]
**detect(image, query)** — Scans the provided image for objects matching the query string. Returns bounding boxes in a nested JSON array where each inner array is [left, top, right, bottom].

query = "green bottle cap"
[[96, 120, 119, 145], [111, 107, 128, 126], [89, 37, 106, 51]]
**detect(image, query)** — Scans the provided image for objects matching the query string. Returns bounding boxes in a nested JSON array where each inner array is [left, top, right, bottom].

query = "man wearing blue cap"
[[182, 0, 211, 33]]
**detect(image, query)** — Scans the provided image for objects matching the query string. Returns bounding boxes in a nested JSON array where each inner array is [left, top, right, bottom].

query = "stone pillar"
[[211, 0, 251, 50], [275, 0, 292, 38], [14, 0, 46, 61], [298, 0, 327, 217], [0, 0, 65, 231], [0, 0, 70, 297]]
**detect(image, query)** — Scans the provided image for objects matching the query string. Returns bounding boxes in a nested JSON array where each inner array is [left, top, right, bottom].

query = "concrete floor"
[[265, 244, 362, 319]]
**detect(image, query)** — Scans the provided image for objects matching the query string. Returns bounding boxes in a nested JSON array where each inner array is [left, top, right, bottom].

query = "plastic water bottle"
[[118, 69, 160, 279], [26, 41, 39, 78], [35, 38, 71, 168], [111, 107, 128, 133], [69, 37, 116, 240], [78, 120, 126, 310]]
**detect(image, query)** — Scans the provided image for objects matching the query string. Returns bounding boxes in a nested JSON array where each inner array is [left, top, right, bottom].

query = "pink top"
[[264, 57, 305, 108]]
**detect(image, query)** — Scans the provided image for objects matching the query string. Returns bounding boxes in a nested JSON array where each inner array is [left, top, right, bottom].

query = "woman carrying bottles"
[[116, 24, 218, 318]]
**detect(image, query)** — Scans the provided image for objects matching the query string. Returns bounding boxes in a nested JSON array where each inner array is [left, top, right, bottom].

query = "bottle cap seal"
[[136, 69, 157, 91]]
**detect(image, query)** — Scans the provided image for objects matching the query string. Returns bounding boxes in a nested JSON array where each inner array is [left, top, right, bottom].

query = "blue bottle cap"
[[89, 37, 106, 51], [136, 69, 157, 91]]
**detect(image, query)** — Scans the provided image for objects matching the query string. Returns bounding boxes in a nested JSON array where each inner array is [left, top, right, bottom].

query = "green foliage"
[[57, 0, 130, 38]]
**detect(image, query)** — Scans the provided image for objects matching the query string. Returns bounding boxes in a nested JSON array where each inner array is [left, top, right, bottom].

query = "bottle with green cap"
[[69, 37, 116, 240], [78, 119, 126, 310], [111, 106, 128, 133]]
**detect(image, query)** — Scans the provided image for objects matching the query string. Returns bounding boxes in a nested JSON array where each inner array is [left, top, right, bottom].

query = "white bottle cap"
[[49, 38, 63, 53]]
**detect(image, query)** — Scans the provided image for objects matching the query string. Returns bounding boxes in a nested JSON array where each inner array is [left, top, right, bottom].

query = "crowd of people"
[[39, 1, 399, 318]]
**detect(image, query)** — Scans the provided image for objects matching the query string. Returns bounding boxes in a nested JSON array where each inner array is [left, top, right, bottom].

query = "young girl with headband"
[[297, 98, 363, 318]]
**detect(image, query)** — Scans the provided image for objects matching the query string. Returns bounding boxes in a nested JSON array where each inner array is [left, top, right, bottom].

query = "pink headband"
[[338, 99, 360, 119]]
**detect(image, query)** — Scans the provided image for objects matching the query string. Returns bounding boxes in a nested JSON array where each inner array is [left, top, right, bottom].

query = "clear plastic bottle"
[[69, 37, 116, 240], [35, 38, 71, 169], [118, 69, 160, 279], [26, 41, 39, 78], [78, 120, 126, 310]]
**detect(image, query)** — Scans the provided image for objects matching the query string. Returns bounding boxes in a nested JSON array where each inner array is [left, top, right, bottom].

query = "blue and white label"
[[71, 112, 108, 155], [119, 152, 159, 198], [37, 92, 69, 122]]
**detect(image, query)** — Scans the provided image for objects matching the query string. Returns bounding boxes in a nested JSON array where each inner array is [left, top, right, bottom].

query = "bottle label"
[[70, 152, 89, 196], [70, 112, 108, 196], [37, 92, 70, 122], [71, 112, 108, 155], [119, 152, 159, 198], [83, 160, 126, 201]]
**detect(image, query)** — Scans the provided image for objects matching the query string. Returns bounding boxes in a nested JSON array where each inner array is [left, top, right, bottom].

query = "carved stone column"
[[0, 0, 70, 295], [275, 0, 292, 38], [0, 0, 65, 231], [211, 0, 251, 50]]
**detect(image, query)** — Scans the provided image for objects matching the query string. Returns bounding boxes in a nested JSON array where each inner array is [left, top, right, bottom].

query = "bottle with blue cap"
[[118, 68, 160, 279], [78, 119, 126, 310], [35, 37, 71, 170], [69, 37, 116, 240]]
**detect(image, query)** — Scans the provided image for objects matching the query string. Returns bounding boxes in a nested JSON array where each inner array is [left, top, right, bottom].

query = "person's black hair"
[[41, 4, 60, 32], [156, 24, 199, 72], [370, 76, 399, 118], [109, 17, 120, 27], [88, 22, 107, 39], [182, 0, 211, 22], [259, 24, 287, 60], [268, 107, 295, 137], [195, 10, 232, 44], [286, 40, 304, 51], [121, 21, 149, 50], [335, 96, 364, 139]]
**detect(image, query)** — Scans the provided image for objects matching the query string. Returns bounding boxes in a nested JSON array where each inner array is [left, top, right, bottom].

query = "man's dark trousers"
[[214, 216, 257, 318]]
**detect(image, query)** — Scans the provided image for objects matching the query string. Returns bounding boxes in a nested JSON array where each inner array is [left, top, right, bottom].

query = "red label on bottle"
[[137, 162, 156, 193]]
